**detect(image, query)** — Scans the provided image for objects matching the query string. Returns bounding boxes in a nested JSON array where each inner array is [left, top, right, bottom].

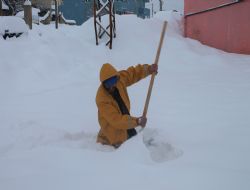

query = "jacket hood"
[[100, 63, 119, 82]]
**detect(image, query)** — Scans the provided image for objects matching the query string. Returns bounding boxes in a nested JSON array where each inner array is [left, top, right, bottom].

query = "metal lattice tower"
[[93, 0, 116, 49]]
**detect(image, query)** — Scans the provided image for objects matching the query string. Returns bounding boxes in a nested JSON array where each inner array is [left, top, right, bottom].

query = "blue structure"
[[61, 0, 150, 25], [114, 0, 150, 18], [60, 0, 85, 25]]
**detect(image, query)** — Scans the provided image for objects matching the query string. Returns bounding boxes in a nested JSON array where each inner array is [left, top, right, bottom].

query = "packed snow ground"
[[1, 11, 250, 190]]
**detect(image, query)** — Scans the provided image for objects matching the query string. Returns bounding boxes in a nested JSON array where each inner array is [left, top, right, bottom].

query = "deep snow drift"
[[0, 11, 250, 190]]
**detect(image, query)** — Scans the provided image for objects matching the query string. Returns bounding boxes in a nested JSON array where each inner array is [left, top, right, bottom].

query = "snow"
[[164, 0, 184, 12], [146, 0, 184, 16], [15, 8, 40, 24], [0, 16, 28, 34], [24, 0, 31, 6], [39, 10, 50, 21], [1, 9, 250, 190], [1, 1, 9, 10], [61, 13, 77, 25]]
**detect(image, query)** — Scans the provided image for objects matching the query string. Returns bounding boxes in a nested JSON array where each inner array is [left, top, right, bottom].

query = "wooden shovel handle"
[[143, 21, 167, 118]]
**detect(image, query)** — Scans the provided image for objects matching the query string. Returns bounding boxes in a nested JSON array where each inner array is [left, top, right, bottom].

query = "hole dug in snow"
[[142, 128, 183, 163]]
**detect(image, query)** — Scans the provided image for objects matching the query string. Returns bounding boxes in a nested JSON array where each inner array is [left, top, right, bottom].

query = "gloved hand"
[[137, 116, 147, 128], [149, 63, 158, 75]]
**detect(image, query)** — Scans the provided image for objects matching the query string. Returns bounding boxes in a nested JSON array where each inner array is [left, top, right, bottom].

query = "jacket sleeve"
[[119, 64, 151, 87], [97, 101, 138, 130]]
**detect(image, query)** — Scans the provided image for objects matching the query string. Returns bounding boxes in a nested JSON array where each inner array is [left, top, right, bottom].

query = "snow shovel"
[[140, 21, 167, 131]]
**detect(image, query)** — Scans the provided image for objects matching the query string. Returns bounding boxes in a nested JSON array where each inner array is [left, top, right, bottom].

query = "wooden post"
[[93, 1, 98, 45], [152, 3, 154, 17], [55, 0, 58, 29], [112, 2, 116, 38], [109, 1, 112, 49], [0, 0, 3, 16], [142, 21, 167, 118], [24, 0, 32, 29], [159, 0, 163, 11]]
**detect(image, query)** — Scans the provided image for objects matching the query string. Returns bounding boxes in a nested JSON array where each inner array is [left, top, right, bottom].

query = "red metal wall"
[[184, 0, 250, 54]]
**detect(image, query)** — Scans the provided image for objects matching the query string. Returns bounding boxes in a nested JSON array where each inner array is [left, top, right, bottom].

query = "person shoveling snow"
[[96, 63, 158, 148], [96, 21, 167, 149]]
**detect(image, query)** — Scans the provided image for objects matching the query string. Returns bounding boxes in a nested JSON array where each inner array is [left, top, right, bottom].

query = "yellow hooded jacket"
[[96, 63, 151, 147]]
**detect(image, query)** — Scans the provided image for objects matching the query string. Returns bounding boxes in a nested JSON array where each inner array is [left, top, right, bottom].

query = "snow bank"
[[0, 16, 28, 34], [0, 9, 250, 190]]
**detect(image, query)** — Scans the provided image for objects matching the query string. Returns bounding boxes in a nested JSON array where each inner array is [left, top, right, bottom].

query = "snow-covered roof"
[[39, 10, 50, 21], [61, 14, 76, 25], [0, 16, 28, 34]]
